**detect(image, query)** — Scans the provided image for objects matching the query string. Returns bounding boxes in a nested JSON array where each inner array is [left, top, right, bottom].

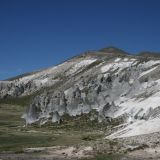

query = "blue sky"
[[0, 0, 160, 79]]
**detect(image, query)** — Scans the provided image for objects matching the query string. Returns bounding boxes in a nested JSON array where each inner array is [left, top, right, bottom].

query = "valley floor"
[[0, 104, 160, 160], [1, 149, 160, 160]]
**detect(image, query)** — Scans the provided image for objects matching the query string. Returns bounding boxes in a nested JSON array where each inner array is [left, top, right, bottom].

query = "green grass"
[[81, 133, 103, 141], [82, 154, 125, 160], [0, 104, 106, 153], [0, 94, 34, 106], [95, 154, 123, 160]]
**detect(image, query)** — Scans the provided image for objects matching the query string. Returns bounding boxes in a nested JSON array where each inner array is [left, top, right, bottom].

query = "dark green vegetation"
[[83, 154, 127, 160], [0, 95, 33, 106]]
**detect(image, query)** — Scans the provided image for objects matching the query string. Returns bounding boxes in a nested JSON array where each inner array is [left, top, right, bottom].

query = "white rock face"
[[0, 57, 97, 98], [1, 49, 160, 138]]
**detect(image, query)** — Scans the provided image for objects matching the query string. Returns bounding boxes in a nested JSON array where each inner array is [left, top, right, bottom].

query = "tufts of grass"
[[81, 154, 124, 160], [81, 133, 103, 141]]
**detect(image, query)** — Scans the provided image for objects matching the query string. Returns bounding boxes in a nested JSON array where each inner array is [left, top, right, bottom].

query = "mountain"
[[1, 47, 160, 139], [138, 51, 160, 58]]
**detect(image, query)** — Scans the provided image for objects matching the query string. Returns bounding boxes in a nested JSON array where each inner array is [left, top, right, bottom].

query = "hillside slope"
[[1, 47, 160, 139]]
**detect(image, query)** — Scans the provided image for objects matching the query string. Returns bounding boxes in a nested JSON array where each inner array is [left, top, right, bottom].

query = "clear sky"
[[0, 0, 160, 80]]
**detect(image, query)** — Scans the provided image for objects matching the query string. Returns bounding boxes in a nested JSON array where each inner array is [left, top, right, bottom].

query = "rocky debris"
[[24, 146, 94, 159], [0, 146, 94, 160]]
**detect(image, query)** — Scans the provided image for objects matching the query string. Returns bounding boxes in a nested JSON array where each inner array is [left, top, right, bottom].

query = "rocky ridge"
[[1, 47, 160, 139]]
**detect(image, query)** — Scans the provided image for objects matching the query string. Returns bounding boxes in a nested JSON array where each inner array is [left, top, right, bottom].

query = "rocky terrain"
[[1, 47, 160, 159]]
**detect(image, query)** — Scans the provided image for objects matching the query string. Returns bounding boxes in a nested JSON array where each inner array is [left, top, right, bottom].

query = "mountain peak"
[[98, 46, 129, 55]]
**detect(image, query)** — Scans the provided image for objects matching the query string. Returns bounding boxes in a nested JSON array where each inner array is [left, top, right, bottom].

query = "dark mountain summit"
[[98, 46, 129, 55]]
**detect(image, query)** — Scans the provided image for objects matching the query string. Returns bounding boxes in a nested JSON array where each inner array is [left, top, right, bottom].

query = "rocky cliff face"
[[1, 47, 160, 138]]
